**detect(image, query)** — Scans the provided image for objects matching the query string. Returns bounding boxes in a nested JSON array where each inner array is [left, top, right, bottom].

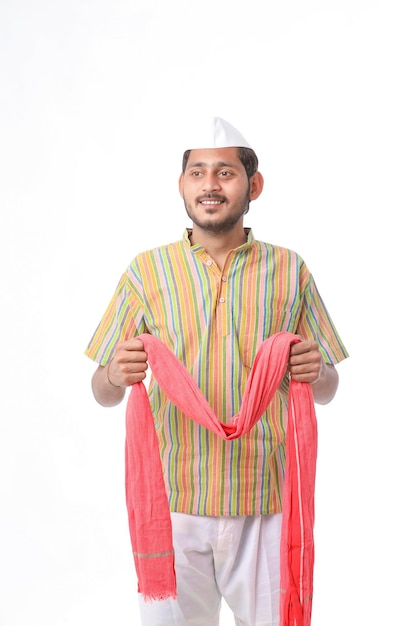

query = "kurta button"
[[221, 276, 227, 282], [206, 260, 213, 266], [219, 297, 225, 303]]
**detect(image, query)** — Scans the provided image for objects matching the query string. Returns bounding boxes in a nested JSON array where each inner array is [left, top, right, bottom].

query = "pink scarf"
[[125, 332, 317, 626]]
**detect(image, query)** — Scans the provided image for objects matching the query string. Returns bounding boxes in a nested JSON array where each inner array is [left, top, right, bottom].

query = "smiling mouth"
[[198, 194, 226, 206]]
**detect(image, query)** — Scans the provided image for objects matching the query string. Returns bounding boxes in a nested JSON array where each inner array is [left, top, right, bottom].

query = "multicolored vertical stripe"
[[85, 229, 348, 516]]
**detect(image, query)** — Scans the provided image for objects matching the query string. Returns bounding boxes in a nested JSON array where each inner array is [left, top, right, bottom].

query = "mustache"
[[196, 194, 226, 202]]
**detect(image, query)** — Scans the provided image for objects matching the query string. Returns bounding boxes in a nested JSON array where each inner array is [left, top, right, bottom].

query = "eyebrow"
[[186, 160, 237, 169]]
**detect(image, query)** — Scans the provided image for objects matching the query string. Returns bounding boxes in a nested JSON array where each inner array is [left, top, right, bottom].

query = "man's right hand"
[[107, 338, 149, 388], [91, 337, 149, 407]]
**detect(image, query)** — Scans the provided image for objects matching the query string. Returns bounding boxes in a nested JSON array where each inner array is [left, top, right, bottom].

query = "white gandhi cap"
[[184, 116, 253, 150]]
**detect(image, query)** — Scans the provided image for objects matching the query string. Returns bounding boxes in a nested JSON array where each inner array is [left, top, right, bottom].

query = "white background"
[[1, 1, 416, 624]]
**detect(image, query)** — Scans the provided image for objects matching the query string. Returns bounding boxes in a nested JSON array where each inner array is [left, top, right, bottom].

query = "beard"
[[183, 192, 251, 235]]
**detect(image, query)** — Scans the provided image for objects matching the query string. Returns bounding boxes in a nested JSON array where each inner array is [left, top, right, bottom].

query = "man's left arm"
[[288, 339, 339, 405]]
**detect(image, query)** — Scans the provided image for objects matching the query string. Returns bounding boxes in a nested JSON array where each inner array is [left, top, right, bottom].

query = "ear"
[[178, 173, 184, 198], [249, 171, 264, 201]]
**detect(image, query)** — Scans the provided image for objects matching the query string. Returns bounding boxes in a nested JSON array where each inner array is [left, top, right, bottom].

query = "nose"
[[202, 172, 221, 193]]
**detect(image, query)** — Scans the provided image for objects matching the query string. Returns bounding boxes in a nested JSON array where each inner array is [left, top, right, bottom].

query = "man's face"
[[179, 147, 252, 234]]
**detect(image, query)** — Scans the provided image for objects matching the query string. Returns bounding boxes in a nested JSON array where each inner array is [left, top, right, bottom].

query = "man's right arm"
[[91, 338, 149, 407]]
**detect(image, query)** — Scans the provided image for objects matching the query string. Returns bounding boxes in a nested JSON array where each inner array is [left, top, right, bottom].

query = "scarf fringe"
[[141, 591, 178, 603]]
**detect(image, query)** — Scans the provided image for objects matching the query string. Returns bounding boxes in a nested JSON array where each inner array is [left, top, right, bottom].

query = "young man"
[[85, 117, 348, 626]]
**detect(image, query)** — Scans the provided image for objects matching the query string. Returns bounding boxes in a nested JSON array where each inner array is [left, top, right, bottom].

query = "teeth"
[[201, 201, 221, 205]]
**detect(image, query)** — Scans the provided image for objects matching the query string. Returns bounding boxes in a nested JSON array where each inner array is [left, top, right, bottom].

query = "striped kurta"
[[85, 229, 348, 516]]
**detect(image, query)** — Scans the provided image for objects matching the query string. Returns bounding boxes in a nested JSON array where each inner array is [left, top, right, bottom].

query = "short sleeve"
[[84, 269, 146, 366], [296, 274, 349, 365]]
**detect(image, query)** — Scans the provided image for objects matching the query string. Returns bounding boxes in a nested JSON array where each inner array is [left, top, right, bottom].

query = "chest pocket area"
[[237, 308, 299, 369]]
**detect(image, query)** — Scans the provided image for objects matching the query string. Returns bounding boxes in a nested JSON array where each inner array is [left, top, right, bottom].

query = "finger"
[[289, 355, 323, 382], [114, 342, 148, 362], [289, 340, 315, 356], [119, 338, 145, 351], [108, 357, 148, 387]]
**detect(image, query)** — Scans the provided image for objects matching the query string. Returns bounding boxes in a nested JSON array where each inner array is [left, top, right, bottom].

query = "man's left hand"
[[288, 339, 324, 384]]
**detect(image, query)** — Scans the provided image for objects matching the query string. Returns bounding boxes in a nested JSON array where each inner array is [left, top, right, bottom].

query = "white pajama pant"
[[138, 512, 282, 626]]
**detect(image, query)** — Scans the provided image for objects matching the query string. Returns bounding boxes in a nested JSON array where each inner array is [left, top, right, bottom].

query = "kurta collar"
[[182, 228, 254, 253]]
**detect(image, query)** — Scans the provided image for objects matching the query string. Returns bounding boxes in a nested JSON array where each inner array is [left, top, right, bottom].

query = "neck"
[[189, 225, 248, 268]]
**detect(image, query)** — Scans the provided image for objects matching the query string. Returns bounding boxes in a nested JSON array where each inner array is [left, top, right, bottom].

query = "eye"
[[189, 170, 203, 177], [219, 170, 233, 177]]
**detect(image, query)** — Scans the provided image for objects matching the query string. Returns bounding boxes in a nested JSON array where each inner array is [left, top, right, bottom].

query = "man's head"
[[181, 117, 259, 180], [179, 117, 264, 234]]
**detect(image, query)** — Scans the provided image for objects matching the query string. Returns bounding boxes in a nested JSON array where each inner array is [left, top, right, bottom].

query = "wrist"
[[311, 357, 325, 385], [107, 360, 121, 388]]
